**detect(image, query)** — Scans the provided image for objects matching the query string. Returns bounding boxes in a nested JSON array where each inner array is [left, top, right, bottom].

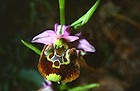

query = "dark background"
[[0, 0, 140, 91]]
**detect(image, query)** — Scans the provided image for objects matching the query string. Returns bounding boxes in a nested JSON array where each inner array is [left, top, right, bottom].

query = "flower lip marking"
[[44, 44, 70, 69]]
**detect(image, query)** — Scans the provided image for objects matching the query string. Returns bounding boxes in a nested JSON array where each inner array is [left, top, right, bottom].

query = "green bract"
[[71, 0, 100, 29]]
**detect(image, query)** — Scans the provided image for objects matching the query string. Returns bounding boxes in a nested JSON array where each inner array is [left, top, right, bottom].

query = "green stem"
[[59, 0, 65, 25]]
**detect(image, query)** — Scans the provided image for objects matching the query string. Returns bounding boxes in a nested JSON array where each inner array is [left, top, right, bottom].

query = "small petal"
[[64, 36, 79, 42], [55, 24, 71, 36], [77, 39, 95, 52], [54, 23, 59, 33], [75, 32, 81, 36], [63, 25, 71, 36]]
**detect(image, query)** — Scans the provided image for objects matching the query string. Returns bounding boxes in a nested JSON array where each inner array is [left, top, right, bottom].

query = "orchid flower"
[[22, 0, 100, 84], [32, 24, 95, 53], [31, 24, 95, 83]]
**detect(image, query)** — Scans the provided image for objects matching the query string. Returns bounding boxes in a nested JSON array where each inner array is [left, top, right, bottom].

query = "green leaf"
[[71, 0, 100, 29], [21, 39, 41, 55], [68, 83, 99, 91]]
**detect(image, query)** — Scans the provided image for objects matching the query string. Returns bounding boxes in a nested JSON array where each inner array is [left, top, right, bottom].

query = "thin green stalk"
[[59, 0, 65, 25]]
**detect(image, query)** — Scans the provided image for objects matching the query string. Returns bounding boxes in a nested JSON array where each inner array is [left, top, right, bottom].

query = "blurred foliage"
[[0, 0, 140, 91], [68, 83, 99, 91]]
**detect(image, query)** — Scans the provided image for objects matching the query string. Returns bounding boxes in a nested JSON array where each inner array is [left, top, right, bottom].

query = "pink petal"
[[32, 37, 56, 45], [32, 30, 56, 40], [64, 36, 79, 42], [77, 39, 96, 52], [32, 30, 57, 45]]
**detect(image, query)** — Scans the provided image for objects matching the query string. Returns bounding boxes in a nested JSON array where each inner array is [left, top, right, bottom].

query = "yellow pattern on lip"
[[44, 42, 71, 69], [46, 73, 62, 82]]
